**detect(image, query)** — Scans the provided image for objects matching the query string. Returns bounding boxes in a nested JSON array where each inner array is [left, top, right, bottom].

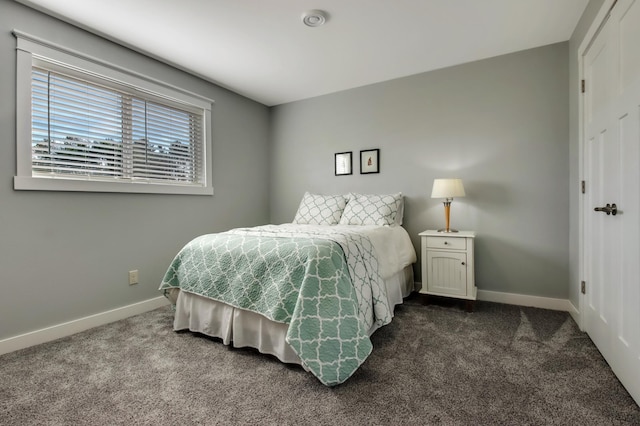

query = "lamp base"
[[437, 228, 459, 233]]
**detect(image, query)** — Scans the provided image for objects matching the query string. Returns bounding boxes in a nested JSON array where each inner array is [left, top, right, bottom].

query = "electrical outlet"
[[128, 270, 139, 285]]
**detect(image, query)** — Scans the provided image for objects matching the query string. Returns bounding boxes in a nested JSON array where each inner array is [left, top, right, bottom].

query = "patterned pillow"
[[339, 193, 403, 226], [293, 192, 347, 225]]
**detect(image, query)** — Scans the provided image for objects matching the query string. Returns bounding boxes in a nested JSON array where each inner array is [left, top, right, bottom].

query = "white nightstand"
[[418, 230, 476, 312]]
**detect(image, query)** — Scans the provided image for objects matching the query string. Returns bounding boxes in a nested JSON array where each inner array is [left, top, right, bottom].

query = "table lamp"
[[431, 178, 465, 232]]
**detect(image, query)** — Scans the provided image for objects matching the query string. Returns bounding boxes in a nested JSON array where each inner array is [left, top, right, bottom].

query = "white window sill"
[[14, 176, 214, 196]]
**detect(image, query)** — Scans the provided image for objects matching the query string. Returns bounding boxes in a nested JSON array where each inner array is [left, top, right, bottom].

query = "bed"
[[159, 192, 416, 386]]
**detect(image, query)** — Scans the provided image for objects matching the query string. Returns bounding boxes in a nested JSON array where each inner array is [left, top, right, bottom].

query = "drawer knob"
[[444, 241, 448, 245], [461, 262, 466, 266]]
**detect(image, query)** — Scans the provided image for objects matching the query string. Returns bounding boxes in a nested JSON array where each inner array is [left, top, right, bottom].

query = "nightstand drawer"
[[426, 236, 466, 250]]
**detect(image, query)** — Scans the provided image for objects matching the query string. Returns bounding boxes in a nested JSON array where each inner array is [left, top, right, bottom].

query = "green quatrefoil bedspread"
[[159, 225, 391, 386]]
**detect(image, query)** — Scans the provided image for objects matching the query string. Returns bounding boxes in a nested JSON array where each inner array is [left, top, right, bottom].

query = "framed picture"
[[334, 151, 352, 176], [360, 149, 380, 174]]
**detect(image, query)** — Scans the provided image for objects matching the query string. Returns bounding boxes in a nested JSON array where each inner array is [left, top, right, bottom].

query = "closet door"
[[583, 0, 640, 405]]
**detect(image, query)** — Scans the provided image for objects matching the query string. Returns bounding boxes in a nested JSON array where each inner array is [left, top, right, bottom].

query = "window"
[[14, 32, 213, 195]]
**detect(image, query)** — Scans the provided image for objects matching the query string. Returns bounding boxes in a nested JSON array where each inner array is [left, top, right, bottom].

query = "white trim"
[[577, 43, 586, 332], [577, 0, 617, 56], [14, 176, 214, 195], [0, 296, 169, 356], [568, 301, 581, 329], [413, 283, 574, 312], [476, 289, 573, 312]]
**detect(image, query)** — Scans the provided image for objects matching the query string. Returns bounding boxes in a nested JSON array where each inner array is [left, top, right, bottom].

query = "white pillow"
[[293, 192, 347, 225], [339, 192, 403, 226]]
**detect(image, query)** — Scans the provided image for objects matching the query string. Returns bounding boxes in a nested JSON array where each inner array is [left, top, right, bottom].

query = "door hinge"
[[581, 79, 586, 93], [581, 281, 586, 294], [581, 180, 586, 194]]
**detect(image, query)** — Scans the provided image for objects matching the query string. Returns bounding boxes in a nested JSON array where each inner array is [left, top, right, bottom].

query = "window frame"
[[14, 31, 214, 195]]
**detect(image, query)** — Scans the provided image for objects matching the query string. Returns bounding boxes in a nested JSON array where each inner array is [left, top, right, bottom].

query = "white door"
[[583, 0, 640, 405]]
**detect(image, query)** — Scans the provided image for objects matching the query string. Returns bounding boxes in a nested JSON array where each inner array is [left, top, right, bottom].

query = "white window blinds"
[[31, 66, 203, 185], [14, 31, 213, 195]]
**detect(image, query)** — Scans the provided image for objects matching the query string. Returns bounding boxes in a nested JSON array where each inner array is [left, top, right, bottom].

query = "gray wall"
[[568, 0, 606, 310], [270, 43, 570, 299], [0, 2, 270, 340]]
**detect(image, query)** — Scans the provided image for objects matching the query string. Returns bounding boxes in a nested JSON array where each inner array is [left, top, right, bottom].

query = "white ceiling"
[[18, 0, 589, 106]]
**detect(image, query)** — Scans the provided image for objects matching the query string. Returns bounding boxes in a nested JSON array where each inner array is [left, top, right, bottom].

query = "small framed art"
[[360, 149, 380, 174], [335, 151, 352, 176]]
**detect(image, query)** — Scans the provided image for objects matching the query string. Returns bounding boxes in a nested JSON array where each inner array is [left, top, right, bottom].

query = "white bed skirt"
[[173, 265, 415, 365]]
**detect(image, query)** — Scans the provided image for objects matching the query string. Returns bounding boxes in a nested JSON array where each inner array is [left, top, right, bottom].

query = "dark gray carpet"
[[1, 296, 639, 425]]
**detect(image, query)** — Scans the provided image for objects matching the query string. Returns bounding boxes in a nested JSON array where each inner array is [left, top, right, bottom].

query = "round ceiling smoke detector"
[[302, 10, 327, 27]]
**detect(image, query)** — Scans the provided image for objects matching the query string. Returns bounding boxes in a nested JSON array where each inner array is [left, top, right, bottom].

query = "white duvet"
[[263, 223, 417, 279]]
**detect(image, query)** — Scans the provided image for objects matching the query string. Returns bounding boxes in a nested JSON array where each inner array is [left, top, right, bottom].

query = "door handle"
[[594, 203, 617, 215]]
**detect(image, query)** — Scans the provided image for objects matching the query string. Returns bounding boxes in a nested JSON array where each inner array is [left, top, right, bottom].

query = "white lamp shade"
[[431, 178, 466, 198]]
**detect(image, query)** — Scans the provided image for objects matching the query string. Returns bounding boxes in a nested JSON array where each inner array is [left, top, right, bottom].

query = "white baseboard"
[[568, 301, 581, 328], [476, 289, 573, 312], [413, 282, 573, 312], [0, 296, 170, 356]]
